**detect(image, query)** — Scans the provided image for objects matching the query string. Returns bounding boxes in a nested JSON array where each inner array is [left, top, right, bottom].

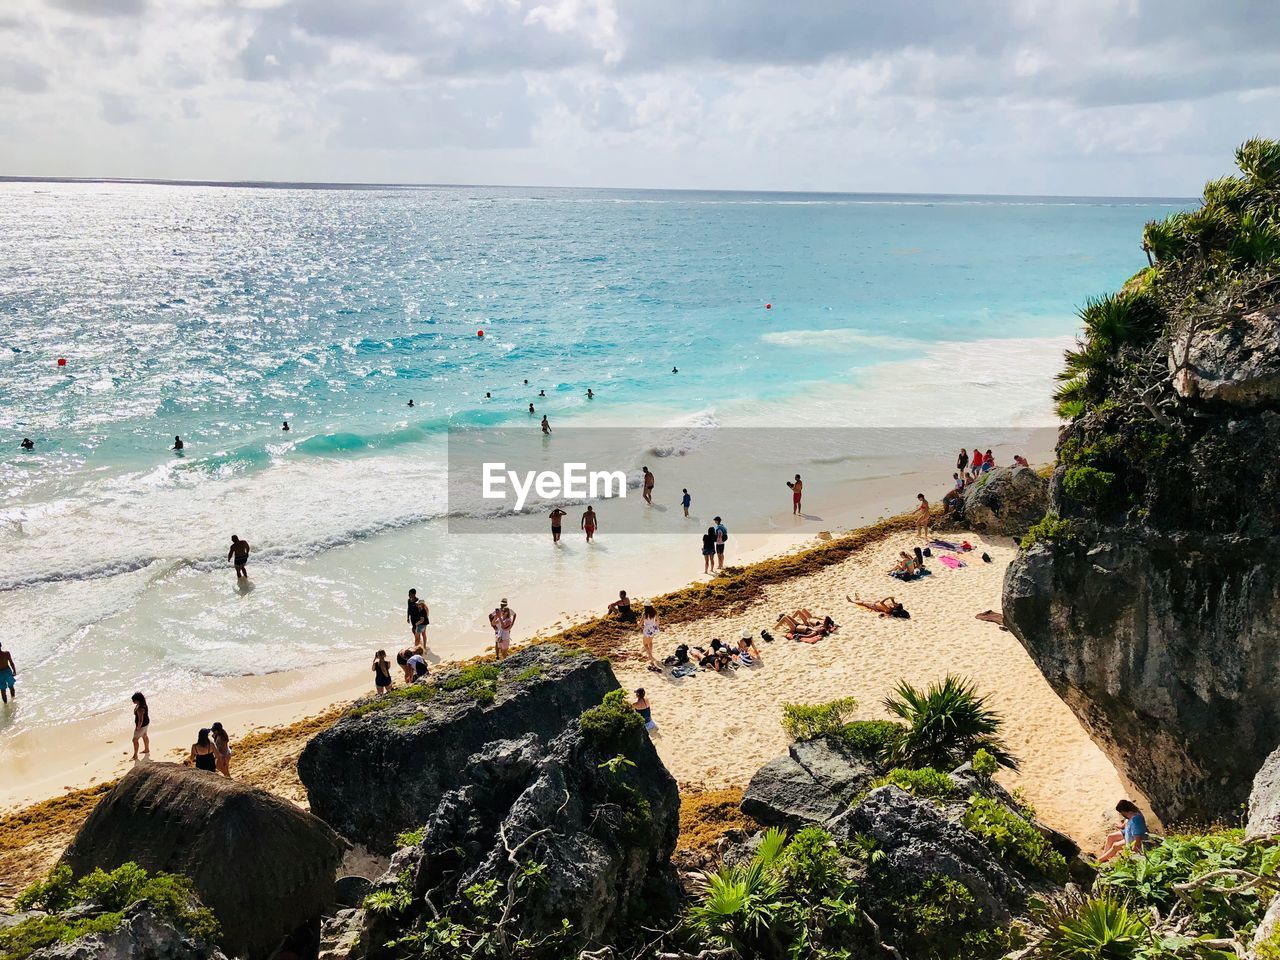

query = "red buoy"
[[57, 357, 67, 366], [765, 303, 772, 310], [477, 330, 485, 338]]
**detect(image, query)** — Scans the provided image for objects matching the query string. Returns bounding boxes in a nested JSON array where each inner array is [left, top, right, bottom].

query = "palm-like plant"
[[883, 675, 1018, 771], [687, 827, 786, 952], [1236, 137, 1280, 192], [1035, 892, 1149, 960], [1228, 210, 1280, 266]]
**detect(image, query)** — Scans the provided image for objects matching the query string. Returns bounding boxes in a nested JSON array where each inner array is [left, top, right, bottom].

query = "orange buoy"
[[477, 330, 485, 338], [765, 303, 772, 310], [57, 357, 67, 366]]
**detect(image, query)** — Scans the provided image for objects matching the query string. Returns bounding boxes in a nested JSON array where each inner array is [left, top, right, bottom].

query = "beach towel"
[[939, 555, 966, 569], [929, 538, 961, 551], [671, 664, 698, 678]]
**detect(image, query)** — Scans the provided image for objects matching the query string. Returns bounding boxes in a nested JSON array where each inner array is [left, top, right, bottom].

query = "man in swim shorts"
[[787, 474, 803, 514], [227, 535, 250, 578], [549, 507, 566, 543], [489, 599, 516, 660], [407, 589, 429, 643], [713, 516, 728, 571], [581, 505, 598, 542], [0, 641, 16, 703], [642, 466, 654, 504]]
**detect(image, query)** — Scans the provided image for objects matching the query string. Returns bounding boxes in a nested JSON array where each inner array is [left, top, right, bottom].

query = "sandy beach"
[[613, 529, 1134, 847]]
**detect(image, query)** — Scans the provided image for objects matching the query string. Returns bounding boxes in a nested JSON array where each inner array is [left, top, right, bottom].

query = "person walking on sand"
[[210, 721, 232, 777], [582, 505, 598, 542], [489, 599, 516, 660], [642, 466, 654, 505], [641, 605, 661, 671], [713, 516, 728, 571], [0, 641, 16, 704], [131, 692, 150, 760], [701, 526, 715, 574], [681, 488, 691, 517], [549, 507, 567, 543], [407, 589, 429, 644], [914, 493, 931, 537], [787, 474, 803, 515], [227, 535, 250, 578], [372, 649, 393, 695], [541, 415, 551, 435]]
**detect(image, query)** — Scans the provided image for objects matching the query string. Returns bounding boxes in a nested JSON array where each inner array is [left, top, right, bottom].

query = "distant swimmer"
[[20, 437, 34, 450], [485, 392, 492, 399], [787, 474, 803, 515], [672, 367, 678, 374], [582, 504, 598, 542], [523, 379, 529, 385], [549, 507, 567, 543], [228, 535, 250, 578], [538, 389, 545, 397], [586, 388, 594, 399], [642, 466, 654, 505], [282, 420, 290, 432], [529, 403, 535, 414], [407, 399, 414, 408], [173, 435, 184, 451], [541, 415, 551, 435]]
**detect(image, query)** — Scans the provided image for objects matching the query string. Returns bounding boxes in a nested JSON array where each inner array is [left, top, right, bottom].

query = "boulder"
[[1248, 744, 1280, 840], [1171, 308, 1280, 407], [740, 736, 879, 829], [960, 466, 1048, 537], [1006, 532, 1280, 823], [61, 763, 345, 960], [828, 787, 1030, 922], [361, 708, 680, 956], [299, 645, 616, 851], [27, 903, 230, 960]]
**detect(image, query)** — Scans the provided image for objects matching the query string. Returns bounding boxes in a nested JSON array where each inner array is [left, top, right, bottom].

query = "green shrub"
[[837, 719, 903, 756], [971, 748, 998, 781], [512, 665, 544, 683], [888, 874, 1016, 959], [16, 864, 76, 912], [390, 713, 427, 728], [579, 689, 643, 744], [1257, 927, 1280, 960], [1020, 513, 1074, 550], [364, 869, 414, 916], [872, 767, 958, 802], [0, 912, 127, 960], [961, 796, 1068, 883], [1033, 892, 1149, 960], [396, 825, 427, 848], [883, 676, 1017, 772], [1062, 465, 1116, 504], [780, 697, 858, 742]]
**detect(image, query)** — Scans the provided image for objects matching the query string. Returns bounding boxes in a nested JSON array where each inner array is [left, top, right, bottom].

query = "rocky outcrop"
[[960, 465, 1048, 537], [1006, 529, 1280, 823], [1248, 744, 1280, 840], [1172, 308, 1280, 407], [62, 763, 345, 960], [741, 736, 880, 829], [359, 697, 680, 957], [27, 904, 230, 960], [299, 645, 616, 852]]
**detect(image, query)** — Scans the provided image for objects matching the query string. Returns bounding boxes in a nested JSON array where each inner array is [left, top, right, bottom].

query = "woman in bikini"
[[210, 722, 232, 777], [130, 692, 150, 760], [372, 649, 393, 694], [190, 728, 218, 772], [641, 605, 661, 671], [848, 594, 909, 618]]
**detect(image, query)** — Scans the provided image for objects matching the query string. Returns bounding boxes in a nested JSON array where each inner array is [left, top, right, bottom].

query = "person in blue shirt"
[[681, 489, 691, 517], [713, 516, 728, 571], [1099, 799, 1148, 861]]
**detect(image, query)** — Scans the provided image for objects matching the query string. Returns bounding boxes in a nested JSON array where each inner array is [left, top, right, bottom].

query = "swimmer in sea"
[[541, 415, 551, 435], [485, 392, 492, 399], [173, 435, 184, 450], [228, 535, 250, 579], [523, 379, 529, 385], [282, 420, 290, 432], [20, 438, 34, 450], [538, 389, 545, 397], [407, 399, 414, 407], [672, 367, 678, 374], [586, 388, 594, 399], [529, 403, 535, 414]]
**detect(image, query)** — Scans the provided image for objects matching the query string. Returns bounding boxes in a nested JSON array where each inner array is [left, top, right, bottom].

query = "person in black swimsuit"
[[372, 649, 393, 695], [191, 728, 217, 772]]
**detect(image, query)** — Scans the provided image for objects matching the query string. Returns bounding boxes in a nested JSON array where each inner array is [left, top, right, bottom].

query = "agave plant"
[[883, 675, 1018, 771], [1034, 892, 1150, 960]]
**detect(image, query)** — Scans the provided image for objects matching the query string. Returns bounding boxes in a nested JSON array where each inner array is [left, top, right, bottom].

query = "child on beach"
[[130, 692, 150, 760], [373, 649, 393, 694]]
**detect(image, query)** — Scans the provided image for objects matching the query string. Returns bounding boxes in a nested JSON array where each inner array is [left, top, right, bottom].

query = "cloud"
[[47, 0, 146, 18]]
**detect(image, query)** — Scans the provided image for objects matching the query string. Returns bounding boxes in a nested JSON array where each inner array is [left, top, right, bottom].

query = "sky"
[[0, 0, 1277, 195]]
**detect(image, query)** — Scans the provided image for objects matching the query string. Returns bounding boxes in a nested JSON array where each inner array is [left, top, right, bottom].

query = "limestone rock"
[[740, 736, 880, 829], [27, 903, 230, 960], [960, 466, 1049, 537], [299, 645, 616, 852], [62, 763, 344, 960], [1171, 309, 1280, 407], [1248, 744, 1280, 840]]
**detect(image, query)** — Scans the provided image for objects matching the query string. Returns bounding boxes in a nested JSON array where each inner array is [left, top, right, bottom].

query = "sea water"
[[0, 182, 1185, 739]]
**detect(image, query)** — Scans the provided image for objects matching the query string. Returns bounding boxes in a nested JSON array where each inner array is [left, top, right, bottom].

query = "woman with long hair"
[[190, 727, 217, 772], [641, 604, 661, 672], [130, 692, 150, 760], [210, 722, 232, 777]]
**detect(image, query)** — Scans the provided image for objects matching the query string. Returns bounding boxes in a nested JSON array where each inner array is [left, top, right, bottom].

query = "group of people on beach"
[[126, 691, 233, 777]]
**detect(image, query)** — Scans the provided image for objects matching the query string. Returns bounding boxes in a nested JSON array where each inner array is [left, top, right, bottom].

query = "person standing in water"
[[407, 589, 429, 644], [549, 507, 567, 543], [172, 436, 184, 451], [581, 505, 598, 542], [642, 467, 655, 504], [0, 641, 16, 704], [131, 692, 150, 760], [20, 438, 34, 450], [282, 420, 290, 432], [210, 722, 232, 777], [586, 388, 594, 399], [787, 474, 803, 515], [541, 415, 551, 435], [538, 389, 545, 397], [407, 399, 414, 408], [228, 535, 250, 578], [488, 599, 516, 660], [529, 403, 535, 414]]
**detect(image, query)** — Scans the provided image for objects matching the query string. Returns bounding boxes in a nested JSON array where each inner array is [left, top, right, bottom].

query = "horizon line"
[[0, 175, 1196, 203]]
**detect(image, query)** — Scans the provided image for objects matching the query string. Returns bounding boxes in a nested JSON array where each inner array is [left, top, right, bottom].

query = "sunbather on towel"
[[776, 611, 837, 639], [848, 594, 911, 619]]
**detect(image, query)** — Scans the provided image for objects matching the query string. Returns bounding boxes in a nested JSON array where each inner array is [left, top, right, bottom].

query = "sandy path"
[[615, 531, 1129, 846]]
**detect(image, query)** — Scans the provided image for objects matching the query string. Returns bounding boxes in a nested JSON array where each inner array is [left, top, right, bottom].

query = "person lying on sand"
[[848, 595, 911, 619], [776, 611, 837, 639]]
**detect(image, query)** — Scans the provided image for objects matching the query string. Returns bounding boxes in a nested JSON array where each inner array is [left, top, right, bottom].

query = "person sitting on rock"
[[1098, 799, 1148, 862]]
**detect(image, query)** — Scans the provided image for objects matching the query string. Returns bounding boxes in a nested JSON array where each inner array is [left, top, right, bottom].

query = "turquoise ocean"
[[0, 182, 1185, 745]]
